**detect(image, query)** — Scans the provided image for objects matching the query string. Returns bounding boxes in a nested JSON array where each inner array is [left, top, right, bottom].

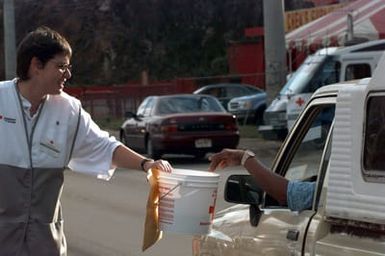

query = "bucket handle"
[[159, 182, 182, 201]]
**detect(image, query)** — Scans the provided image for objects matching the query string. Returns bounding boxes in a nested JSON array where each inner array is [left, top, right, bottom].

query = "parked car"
[[120, 94, 240, 159], [193, 83, 266, 124], [227, 92, 267, 125]]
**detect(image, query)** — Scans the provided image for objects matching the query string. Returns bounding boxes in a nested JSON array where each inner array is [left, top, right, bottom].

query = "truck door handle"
[[287, 229, 299, 241]]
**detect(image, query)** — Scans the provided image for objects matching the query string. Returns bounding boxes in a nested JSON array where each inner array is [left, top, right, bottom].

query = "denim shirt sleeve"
[[287, 181, 316, 211]]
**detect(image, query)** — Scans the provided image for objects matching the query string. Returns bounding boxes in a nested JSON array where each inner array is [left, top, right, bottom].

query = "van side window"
[[345, 64, 371, 81], [364, 95, 385, 173]]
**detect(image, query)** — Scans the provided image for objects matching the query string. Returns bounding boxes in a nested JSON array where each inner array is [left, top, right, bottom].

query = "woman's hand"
[[208, 149, 244, 171], [144, 159, 173, 173]]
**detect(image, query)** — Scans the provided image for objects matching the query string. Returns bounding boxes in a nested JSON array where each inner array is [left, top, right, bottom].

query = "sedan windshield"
[[156, 96, 225, 115]]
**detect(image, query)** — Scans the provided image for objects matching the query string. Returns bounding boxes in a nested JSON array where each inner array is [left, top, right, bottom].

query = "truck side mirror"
[[224, 174, 263, 205], [225, 175, 264, 227], [249, 204, 262, 227]]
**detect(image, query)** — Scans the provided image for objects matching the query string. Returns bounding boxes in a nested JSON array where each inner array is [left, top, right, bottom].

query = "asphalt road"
[[61, 138, 281, 256]]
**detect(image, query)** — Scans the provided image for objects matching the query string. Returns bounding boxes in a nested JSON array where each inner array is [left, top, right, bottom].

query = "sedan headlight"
[[228, 100, 252, 111], [238, 100, 252, 110]]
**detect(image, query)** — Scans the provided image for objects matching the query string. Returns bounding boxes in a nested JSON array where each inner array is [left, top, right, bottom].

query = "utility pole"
[[263, 0, 287, 104], [3, 0, 17, 79]]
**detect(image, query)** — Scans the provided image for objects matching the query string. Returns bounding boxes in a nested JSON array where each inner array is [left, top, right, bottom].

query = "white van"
[[259, 39, 385, 139]]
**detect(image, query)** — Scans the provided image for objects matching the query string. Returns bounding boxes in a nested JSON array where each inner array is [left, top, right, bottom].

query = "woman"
[[0, 26, 172, 256]]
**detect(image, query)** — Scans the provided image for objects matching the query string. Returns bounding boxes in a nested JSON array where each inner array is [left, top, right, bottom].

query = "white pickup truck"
[[192, 54, 385, 255]]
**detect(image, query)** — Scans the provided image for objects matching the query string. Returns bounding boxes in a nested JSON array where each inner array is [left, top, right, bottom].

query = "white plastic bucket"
[[157, 168, 220, 235]]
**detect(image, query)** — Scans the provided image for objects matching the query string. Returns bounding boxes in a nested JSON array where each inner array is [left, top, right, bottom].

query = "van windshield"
[[281, 55, 340, 95]]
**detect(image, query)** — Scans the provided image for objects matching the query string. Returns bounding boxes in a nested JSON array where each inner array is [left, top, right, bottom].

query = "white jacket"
[[0, 80, 121, 255]]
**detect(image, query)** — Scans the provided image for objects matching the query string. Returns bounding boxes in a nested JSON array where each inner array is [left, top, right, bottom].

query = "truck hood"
[[206, 204, 250, 241], [192, 204, 253, 255]]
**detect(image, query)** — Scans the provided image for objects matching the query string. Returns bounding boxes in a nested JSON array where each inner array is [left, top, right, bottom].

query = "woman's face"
[[38, 54, 72, 95]]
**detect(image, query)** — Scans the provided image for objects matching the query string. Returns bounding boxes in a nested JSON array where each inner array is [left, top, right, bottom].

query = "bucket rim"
[[157, 168, 220, 178]]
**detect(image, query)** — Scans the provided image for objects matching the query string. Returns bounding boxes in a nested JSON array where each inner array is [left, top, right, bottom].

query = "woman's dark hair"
[[16, 26, 72, 80]]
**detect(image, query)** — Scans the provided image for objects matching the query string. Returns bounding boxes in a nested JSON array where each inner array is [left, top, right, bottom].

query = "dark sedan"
[[120, 94, 240, 159]]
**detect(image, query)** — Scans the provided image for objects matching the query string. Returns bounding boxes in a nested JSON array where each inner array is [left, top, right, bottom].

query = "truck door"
[[237, 97, 335, 256]]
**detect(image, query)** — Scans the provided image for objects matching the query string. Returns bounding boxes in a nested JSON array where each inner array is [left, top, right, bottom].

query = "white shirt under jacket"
[[0, 79, 121, 180]]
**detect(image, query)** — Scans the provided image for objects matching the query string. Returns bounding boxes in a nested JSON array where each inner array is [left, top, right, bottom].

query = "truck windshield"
[[281, 55, 340, 95]]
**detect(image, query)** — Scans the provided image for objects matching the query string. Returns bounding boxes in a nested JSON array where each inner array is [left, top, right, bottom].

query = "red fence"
[[64, 73, 265, 119], [64, 81, 198, 119]]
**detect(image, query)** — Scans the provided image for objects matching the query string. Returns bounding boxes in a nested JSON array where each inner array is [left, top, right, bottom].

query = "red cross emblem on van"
[[295, 97, 305, 107]]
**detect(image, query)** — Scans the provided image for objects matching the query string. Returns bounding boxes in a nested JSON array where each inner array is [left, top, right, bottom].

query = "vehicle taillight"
[[225, 122, 238, 131], [161, 124, 178, 133]]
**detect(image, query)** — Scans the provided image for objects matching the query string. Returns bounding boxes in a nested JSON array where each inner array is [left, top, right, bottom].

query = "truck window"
[[364, 95, 385, 173], [285, 105, 335, 182], [345, 64, 371, 81], [205, 87, 222, 98], [226, 86, 248, 97], [266, 102, 335, 209]]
